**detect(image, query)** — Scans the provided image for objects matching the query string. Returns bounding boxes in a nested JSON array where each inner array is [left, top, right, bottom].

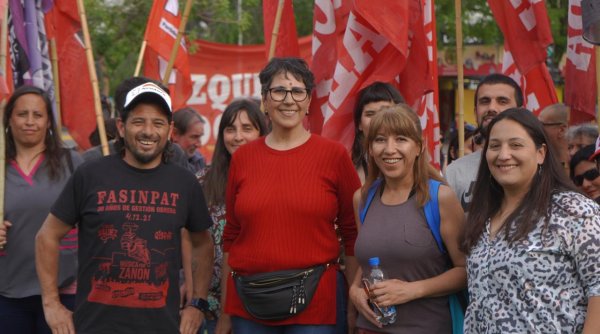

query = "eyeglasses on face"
[[266, 87, 309, 102], [573, 168, 600, 186]]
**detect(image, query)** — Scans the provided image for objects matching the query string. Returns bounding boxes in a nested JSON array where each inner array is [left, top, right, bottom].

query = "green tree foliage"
[[436, 0, 567, 71], [85, 0, 313, 94]]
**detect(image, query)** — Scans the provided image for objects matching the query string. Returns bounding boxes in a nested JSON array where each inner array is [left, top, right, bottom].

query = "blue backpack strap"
[[359, 178, 383, 225], [423, 179, 446, 254]]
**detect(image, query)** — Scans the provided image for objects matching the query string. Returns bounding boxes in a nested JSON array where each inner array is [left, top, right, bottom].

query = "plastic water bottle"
[[367, 257, 397, 325]]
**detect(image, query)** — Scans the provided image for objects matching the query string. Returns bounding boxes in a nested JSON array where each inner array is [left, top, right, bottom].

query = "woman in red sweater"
[[216, 58, 360, 334]]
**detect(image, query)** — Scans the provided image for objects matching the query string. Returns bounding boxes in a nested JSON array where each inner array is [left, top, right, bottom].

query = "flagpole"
[[134, 40, 146, 77], [268, 0, 285, 60], [76, 0, 109, 155], [162, 0, 193, 86], [0, 2, 8, 236], [455, 0, 465, 158], [49, 39, 62, 130]]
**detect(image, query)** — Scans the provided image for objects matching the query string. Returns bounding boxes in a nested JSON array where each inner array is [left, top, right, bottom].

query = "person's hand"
[[43, 301, 74, 334], [370, 279, 420, 307], [179, 306, 204, 334], [215, 313, 232, 334], [0, 221, 12, 250], [349, 282, 382, 328]]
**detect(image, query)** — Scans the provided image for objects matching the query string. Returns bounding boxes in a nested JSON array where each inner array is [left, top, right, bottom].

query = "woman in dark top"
[[349, 105, 466, 333]]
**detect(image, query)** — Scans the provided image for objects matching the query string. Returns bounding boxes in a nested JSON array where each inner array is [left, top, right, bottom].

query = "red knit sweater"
[[223, 135, 360, 325]]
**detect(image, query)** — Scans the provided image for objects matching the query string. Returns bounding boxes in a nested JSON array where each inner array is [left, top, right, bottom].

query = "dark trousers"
[[0, 294, 75, 334]]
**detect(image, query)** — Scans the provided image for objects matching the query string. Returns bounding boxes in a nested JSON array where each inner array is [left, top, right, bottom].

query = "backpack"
[[359, 178, 465, 334]]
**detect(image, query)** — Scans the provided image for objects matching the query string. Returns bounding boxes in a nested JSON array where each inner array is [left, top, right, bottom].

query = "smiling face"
[[369, 131, 421, 182], [476, 83, 519, 129], [118, 103, 172, 169], [9, 93, 50, 150], [223, 110, 261, 154], [263, 71, 310, 132], [486, 119, 546, 195]]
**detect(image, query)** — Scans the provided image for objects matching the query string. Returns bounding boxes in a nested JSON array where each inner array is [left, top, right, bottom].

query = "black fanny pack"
[[232, 264, 328, 320]]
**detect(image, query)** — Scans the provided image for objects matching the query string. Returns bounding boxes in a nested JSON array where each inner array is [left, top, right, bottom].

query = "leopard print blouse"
[[465, 191, 600, 333]]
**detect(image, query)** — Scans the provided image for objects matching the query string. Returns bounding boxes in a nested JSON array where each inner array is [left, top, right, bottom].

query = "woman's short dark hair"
[[462, 108, 577, 253], [259, 57, 314, 94], [203, 98, 268, 205], [3, 85, 67, 180], [569, 144, 596, 180], [352, 82, 405, 171]]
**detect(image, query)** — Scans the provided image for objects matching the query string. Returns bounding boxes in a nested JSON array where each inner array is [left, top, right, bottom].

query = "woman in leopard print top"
[[462, 109, 600, 333]]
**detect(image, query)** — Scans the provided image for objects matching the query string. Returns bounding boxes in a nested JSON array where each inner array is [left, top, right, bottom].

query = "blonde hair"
[[362, 104, 442, 207]]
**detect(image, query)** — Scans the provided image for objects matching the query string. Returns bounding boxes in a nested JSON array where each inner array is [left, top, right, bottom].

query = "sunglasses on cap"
[[573, 168, 600, 187]]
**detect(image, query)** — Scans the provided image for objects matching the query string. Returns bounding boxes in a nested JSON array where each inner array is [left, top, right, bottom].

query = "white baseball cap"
[[123, 82, 172, 114]]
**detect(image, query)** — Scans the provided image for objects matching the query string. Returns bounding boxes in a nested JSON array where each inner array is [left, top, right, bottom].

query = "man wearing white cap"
[[35, 78, 214, 334]]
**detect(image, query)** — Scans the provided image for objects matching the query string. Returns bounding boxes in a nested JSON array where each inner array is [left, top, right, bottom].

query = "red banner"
[[308, 0, 351, 134], [143, 0, 192, 110], [263, 0, 300, 58], [488, 0, 558, 115], [318, 0, 438, 166], [186, 37, 312, 162], [44, 0, 95, 149], [565, 0, 597, 124]]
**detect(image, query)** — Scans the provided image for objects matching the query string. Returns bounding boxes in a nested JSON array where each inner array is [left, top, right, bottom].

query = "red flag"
[[488, 0, 558, 114], [143, 0, 192, 110], [44, 0, 96, 149], [418, 0, 441, 168], [307, 0, 351, 134], [321, 0, 436, 163], [263, 0, 300, 58], [564, 0, 596, 124]]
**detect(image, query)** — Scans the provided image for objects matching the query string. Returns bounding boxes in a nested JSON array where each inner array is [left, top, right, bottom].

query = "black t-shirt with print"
[[51, 154, 211, 334]]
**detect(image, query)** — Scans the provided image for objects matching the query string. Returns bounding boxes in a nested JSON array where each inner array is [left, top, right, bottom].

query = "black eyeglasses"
[[573, 168, 600, 186], [266, 87, 309, 102]]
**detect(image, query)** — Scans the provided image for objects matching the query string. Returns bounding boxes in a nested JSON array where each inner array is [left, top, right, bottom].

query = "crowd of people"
[[0, 57, 599, 334]]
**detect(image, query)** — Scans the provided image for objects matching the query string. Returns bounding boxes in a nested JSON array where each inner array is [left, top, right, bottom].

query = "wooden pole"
[[162, 0, 193, 86], [76, 0, 108, 155], [268, 0, 285, 60], [455, 0, 465, 158], [134, 40, 146, 77], [0, 3, 8, 240], [49, 39, 62, 130]]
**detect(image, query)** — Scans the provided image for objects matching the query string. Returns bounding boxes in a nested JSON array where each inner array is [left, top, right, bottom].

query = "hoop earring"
[[538, 164, 543, 176]]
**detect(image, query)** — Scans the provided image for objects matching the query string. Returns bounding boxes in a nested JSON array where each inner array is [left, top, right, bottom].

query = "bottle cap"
[[368, 257, 380, 266]]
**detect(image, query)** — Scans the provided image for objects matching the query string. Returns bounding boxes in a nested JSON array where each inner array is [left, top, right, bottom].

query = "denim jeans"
[[0, 294, 75, 334]]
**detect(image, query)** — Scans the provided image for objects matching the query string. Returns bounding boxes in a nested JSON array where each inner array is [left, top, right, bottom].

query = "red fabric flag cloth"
[[143, 0, 192, 110], [263, 0, 300, 58], [320, 0, 435, 159], [44, 0, 96, 149], [488, 0, 553, 74], [419, 0, 441, 168], [308, 0, 351, 134], [565, 0, 597, 124], [488, 0, 558, 115]]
